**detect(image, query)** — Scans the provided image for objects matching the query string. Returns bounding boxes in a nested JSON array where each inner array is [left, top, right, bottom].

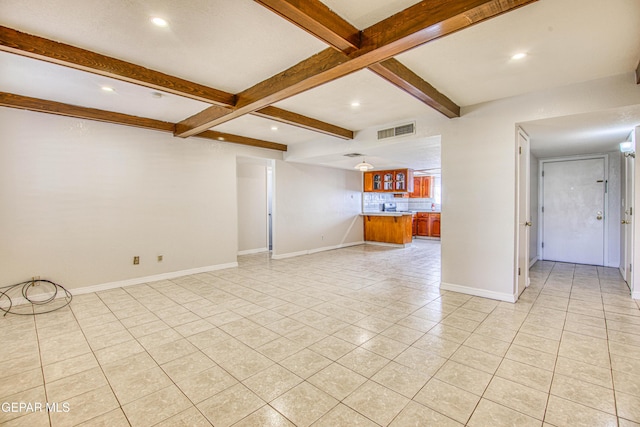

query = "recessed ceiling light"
[[101, 86, 115, 92], [151, 17, 168, 27], [511, 52, 527, 60], [151, 92, 163, 99], [217, 137, 225, 141], [351, 101, 361, 107], [271, 126, 278, 131]]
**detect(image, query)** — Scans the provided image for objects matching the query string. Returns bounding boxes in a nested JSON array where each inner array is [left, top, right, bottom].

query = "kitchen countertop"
[[362, 211, 441, 216], [361, 212, 413, 216]]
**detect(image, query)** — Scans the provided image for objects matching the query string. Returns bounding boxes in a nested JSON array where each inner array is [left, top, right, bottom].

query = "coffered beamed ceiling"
[[255, 0, 460, 118], [0, 92, 287, 151], [175, 0, 537, 137], [0, 25, 352, 142]]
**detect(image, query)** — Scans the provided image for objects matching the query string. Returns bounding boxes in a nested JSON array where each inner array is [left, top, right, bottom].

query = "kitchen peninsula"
[[362, 212, 413, 245]]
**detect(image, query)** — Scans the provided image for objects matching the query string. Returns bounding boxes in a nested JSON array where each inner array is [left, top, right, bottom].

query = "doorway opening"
[[515, 106, 640, 301], [236, 157, 274, 256]]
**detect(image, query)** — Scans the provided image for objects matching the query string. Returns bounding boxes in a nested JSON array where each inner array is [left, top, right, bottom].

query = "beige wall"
[[273, 161, 363, 258], [0, 108, 280, 290]]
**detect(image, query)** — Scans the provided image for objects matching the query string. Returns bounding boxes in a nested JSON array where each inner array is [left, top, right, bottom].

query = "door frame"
[[621, 152, 634, 288], [538, 154, 609, 266], [514, 128, 531, 299]]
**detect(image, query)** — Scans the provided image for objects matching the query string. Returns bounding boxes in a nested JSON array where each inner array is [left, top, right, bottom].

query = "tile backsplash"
[[363, 192, 441, 212]]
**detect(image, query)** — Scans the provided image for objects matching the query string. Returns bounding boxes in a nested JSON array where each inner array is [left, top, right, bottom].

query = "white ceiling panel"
[[0, 0, 327, 93], [289, 135, 441, 171], [320, 0, 422, 29], [274, 69, 443, 132], [522, 105, 640, 158], [0, 52, 210, 123], [211, 114, 341, 146], [397, 0, 640, 106]]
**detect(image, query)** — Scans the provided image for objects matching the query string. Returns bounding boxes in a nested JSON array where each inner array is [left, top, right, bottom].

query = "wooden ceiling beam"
[[369, 58, 460, 118], [176, 0, 537, 137], [636, 59, 640, 84], [0, 26, 352, 140], [0, 26, 236, 106], [253, 106, 353, 139], [0, 92, 287, 152], [196, 129, 287, 151], [254, 0, 360, 52]]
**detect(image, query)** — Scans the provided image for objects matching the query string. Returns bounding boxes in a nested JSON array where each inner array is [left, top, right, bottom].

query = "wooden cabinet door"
[[383, 172, 394, 191], [394, 170, 407, 192], [417, 218, 429, 236], [363, 172, 373, 192], [372, 173, 383, 191], [429, 213, 441, 237], [409, 176, 421, 198], [422, 177, 432, 198], [412, 216, 417, 236]]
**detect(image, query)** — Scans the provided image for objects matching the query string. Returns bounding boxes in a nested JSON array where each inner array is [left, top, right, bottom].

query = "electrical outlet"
[[133, 256, 140, 265], [157, 255, 163, 262]]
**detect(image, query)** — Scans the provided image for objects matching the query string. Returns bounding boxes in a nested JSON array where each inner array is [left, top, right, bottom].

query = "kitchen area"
[[361, 168, 441, 246]]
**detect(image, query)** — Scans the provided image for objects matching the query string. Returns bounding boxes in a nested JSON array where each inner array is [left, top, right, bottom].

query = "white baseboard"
[[529, 256, 539, 268], [237, 248, 268, 256], [1, 262, 239, 308], [440, 281, 517, 303], [74, 262, 239, 295], [272, 241, 364, 260]]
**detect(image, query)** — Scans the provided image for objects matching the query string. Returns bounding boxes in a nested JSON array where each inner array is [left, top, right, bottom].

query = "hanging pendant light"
[[354, 158, 374, 172]]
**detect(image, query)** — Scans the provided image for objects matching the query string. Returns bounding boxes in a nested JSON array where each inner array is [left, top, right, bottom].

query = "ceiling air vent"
[[343, 153, 366, 157], [377, 122, 415, 140]]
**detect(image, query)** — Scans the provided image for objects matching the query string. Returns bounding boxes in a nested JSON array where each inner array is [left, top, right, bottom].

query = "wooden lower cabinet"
[[415, 212, 441, 238], [417, 217, 429, 236], [429, 213, 441, 237]]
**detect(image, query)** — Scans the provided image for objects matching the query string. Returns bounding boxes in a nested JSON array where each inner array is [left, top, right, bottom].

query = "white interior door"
[[623, 153, 634, 287], [542, 158, 606, 265], [516, 130, 530, 296]]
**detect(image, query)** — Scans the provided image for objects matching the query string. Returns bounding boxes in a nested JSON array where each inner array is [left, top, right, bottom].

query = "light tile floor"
[[1, 240, 640, 426]]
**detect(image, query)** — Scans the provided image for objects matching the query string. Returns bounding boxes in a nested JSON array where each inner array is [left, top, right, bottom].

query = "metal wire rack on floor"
[[0, 279, 72, 316]]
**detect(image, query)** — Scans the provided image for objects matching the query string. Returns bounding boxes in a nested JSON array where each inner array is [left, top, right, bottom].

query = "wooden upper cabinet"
[[409, 176, 433, 198], [410, 177, 421, 198], [383, 172, 394, 191], [394, 169, 413, 192], [363, 169, 414, 192], [423, 176, 432, 198], [372, 172, 383, 191], [363, 172, 373, 192]]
